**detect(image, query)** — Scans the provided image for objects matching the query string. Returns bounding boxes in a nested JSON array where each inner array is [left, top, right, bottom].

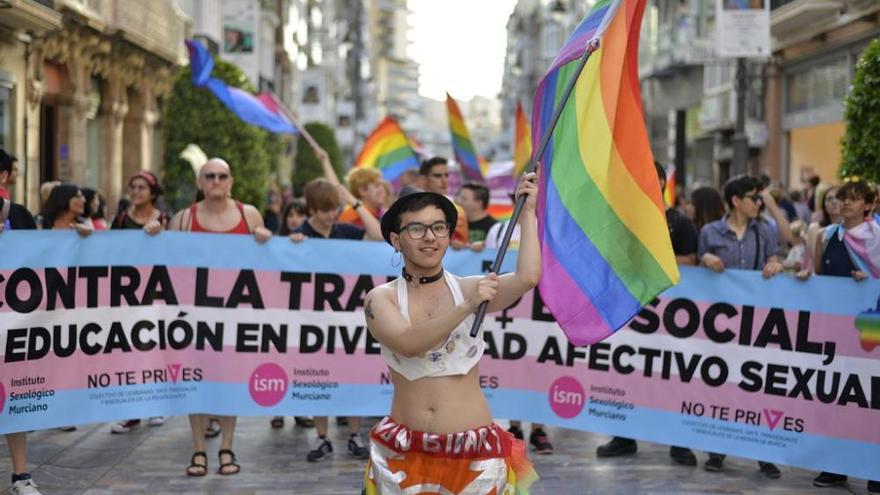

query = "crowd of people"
[[1, 144, 878, 494]]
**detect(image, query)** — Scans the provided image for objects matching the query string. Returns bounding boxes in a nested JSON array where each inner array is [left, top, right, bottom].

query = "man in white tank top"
[[361, 173, 542, 493]]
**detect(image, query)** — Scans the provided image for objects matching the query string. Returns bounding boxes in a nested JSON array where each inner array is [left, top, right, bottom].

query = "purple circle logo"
[[248, 363, 288, 407], [0, 382, 5, 413], [548, 376, 585, 419]]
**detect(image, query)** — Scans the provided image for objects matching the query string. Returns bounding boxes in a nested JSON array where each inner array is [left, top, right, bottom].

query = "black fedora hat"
[[381, 186, 458, 245]]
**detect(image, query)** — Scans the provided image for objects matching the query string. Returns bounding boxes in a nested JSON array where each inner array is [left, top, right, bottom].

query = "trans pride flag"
[[513, 102, 533, 177], [185, 40, 299, 135], [354, 117, 421, 183], [532, 0, 678, 345], [446, 93, 486, 182]]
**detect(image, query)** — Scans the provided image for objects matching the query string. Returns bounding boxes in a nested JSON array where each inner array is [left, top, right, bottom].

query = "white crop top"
[[381, 271, 485, 381]]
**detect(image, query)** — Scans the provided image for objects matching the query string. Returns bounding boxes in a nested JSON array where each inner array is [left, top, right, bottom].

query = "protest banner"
[[0, 231, 877, 478]]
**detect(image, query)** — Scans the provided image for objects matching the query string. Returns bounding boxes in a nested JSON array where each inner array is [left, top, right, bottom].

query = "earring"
[[391, 249, 401, 268]]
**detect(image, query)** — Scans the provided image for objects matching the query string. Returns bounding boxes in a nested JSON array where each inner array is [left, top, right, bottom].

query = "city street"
[[0, 416, 871, 494]]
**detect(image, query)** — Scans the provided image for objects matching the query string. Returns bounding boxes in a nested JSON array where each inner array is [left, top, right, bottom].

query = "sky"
[[408, 0, 519, 102]]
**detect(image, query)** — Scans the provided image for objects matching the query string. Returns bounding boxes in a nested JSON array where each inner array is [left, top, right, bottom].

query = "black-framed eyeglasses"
[[202, 173, 230, 181], [429, 173, 449, 179], [745, 193, 762, 203], [399, 221, 451, 239]]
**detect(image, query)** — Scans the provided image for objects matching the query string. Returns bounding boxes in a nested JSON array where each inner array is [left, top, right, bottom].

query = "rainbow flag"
[[354, 116, 421, 183], [532, 0, 679, 345], [513, 102, 532, 176], [664, 164, 676, 207], [446, 93, 485, 182]]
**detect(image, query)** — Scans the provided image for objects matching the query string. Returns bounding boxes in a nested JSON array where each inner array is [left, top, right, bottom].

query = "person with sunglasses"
[[360, 173, 541, 493], [698, 175, 783, 478], [169, 158, 272, 477], [288, 177, 382, 462]]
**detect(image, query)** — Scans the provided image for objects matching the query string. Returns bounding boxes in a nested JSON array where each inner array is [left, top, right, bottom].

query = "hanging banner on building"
[[0, 231, 877, 480], [716, 0, 771, 58]]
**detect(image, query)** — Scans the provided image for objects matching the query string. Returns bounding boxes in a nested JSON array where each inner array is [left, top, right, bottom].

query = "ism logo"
[[548, 376, 585, 419], [249, 363, 288, 407]]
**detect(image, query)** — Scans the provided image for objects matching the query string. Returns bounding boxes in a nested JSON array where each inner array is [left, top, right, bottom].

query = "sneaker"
[[111, 419, 142, 434], [868, 480, 880, 494], [669, 446, 697, 466], [270, 416, 285, 429], [758, 461, 781, 479], [11, 475, 41, 495], [348, 434, 370, 459], [813, 472, 847, 487], [306, 437, 333, 462], [596, 437, 637, 457], [147, 416, 165, 427], [507, 425, 524, 440], [57, 426, 77, 432], [529, 429, 553, 455], [704, 455, 724, 472]]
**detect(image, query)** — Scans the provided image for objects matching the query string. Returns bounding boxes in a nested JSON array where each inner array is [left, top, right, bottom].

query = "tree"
[[292, 122, 345, 189], [161, 61, 282, 212], [840, 38, 880, 182]]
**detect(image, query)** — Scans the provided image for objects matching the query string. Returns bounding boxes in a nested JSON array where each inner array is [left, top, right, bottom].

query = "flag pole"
[[469, 38, 600, 338], [270, 93, 321, 151]]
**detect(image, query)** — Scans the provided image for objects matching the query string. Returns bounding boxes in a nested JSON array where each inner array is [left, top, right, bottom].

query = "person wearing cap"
[[361, 172, 541, 492]]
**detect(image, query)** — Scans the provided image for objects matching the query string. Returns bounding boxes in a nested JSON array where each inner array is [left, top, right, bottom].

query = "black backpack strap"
[[752, 223, 761, 270]]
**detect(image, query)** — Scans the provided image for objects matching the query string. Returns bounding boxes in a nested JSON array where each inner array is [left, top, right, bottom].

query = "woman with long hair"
[[688, 186, 726, 234]]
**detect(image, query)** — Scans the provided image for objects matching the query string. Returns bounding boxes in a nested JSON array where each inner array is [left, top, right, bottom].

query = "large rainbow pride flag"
[[532, 0, 679, 345], [354, 116, 421, 183], [446, 93, 486, 182], [513, 102, 532, 177]]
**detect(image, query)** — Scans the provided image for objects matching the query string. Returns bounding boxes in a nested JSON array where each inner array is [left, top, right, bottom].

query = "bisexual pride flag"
[[185, 40, 299, 135]]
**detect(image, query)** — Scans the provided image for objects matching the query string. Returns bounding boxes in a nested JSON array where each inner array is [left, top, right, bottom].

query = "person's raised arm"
[[337, 184, 382, 241]]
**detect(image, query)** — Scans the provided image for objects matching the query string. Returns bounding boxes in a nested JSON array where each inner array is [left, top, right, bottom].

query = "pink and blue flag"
[[185, 40, 299, 135], [532, 0, 679, 345]]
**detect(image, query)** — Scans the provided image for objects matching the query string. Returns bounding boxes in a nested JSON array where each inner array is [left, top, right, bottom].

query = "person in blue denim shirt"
[[699, 175, 784, 278], [697, 175, 783, 478]]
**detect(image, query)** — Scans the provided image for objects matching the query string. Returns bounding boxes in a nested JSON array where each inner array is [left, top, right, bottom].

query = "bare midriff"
[[388, 365, 492, 434]]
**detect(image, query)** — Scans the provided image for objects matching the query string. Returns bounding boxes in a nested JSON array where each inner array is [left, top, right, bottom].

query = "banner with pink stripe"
[[0, 231, 878, 479]]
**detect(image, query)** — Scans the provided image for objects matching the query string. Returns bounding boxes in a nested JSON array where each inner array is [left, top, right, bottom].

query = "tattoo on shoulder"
[[365, 298, 376, 320]]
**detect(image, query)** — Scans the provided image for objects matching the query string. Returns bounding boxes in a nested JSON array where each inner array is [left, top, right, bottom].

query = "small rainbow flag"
[[446, 93, 485, 182], [532, 0, 679, 345], [513, 102, 532, 177], [664, 164, 676, 207], [354, 116, 421, 183]]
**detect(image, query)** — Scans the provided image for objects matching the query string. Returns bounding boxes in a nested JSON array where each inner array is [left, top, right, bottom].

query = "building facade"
[[0, 0, 188, 213], [499, 0, 588, 160], [763, 0, 880, 186]]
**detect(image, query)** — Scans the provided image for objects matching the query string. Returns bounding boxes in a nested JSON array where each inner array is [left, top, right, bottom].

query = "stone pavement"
[[0, 416, 870, 494]]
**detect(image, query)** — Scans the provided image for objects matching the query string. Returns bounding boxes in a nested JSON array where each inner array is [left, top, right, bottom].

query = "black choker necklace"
[[402, 268, 444, 286]]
